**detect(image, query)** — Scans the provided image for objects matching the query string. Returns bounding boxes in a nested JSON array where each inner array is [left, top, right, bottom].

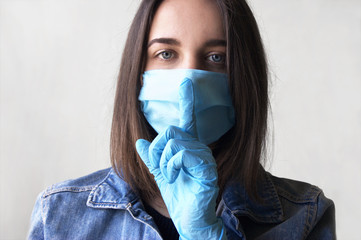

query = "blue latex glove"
[[136, 79, 227, 240]]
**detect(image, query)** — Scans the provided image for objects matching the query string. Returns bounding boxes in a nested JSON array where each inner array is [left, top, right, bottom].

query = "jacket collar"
[[86, 168, 139, 209], [221, 170, 284, 223], [87, 168, 284, 223]]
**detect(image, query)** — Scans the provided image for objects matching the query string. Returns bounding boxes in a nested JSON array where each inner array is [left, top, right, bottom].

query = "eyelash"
[[155, 50, 226, 65]]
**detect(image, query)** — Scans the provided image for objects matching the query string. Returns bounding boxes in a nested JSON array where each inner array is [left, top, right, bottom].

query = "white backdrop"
[[0, 0, 360, 239]]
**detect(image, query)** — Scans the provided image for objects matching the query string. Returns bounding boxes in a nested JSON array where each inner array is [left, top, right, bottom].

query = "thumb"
[[135, 139, 152, 169], [179, 78, 197, 138]]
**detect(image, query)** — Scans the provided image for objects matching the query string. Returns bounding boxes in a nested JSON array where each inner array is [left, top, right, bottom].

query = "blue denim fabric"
[[28, 168, 336, 239]]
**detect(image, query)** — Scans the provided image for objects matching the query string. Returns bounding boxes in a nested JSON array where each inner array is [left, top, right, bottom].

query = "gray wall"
[[1, 0, 360, 239]]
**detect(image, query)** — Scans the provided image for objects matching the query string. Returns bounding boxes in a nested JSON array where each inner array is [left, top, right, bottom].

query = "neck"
[[144, 195, 170, 218]]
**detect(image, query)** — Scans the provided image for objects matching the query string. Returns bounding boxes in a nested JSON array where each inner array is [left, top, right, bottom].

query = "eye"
[[207, 53, 225, 64], [156, 50, 174, 60]]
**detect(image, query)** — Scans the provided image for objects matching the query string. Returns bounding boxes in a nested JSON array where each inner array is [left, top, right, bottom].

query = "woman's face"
[[145, 0, 226, 73]]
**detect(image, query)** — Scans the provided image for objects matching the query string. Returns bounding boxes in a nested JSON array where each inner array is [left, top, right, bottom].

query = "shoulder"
[[37, 167, 138, 209], [28, 169, 157, 239], [266, 172, 335, 220], [267, 172, 336, 238], [30, 167, 136, 229], [220, 171, 336, 239], [268, 173, 330, 204], [41, 168, 113, 198]]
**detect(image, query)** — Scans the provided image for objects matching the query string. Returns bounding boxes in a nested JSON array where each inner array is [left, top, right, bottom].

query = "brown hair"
[[110, 0, 269, 200]]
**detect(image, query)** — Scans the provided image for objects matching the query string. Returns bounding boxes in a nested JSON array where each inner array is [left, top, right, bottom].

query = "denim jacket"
[[28, 168, 336, 239]]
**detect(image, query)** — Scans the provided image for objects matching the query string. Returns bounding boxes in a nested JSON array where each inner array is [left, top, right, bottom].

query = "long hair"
[[110, 0, 269, 200]]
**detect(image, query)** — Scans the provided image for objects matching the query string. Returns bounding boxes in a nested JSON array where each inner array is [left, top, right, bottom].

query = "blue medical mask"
[[138, 69, 235, 145]]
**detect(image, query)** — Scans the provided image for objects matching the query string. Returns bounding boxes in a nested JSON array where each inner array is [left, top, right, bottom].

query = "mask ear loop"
[[138, 72, 145, 99], [140, 73, 144, 86], [137, 74, 144, 113]]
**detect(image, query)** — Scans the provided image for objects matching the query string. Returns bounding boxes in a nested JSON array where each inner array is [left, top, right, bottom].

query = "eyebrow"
[[147, 38, 181, 48], [204, 39, 227, 47], [147, 38, 227, 48]]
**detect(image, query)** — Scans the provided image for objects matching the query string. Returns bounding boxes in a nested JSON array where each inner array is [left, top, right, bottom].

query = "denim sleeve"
[[27, 192, 45, 240], [306, 191, 336, 240]]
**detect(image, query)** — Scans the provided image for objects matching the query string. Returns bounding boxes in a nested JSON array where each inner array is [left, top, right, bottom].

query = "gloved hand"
[[136, 79, 227, 240]]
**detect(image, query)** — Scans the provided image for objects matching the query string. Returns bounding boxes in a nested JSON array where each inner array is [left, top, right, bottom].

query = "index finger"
[[178, 78, 197, 138]]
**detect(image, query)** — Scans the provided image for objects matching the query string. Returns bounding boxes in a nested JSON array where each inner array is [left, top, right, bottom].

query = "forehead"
[[149, 0, 225, 41]]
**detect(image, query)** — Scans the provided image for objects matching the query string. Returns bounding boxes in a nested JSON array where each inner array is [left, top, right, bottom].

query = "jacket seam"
[[43, 185, 95, 197], [41, 193, 46, 230], [87, 200, 127, 209], [276, 186, 321, 204], [304, 191, 321, 239]]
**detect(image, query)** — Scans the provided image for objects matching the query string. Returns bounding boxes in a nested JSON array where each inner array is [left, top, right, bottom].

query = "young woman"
[[28, 0, 336, 239]]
